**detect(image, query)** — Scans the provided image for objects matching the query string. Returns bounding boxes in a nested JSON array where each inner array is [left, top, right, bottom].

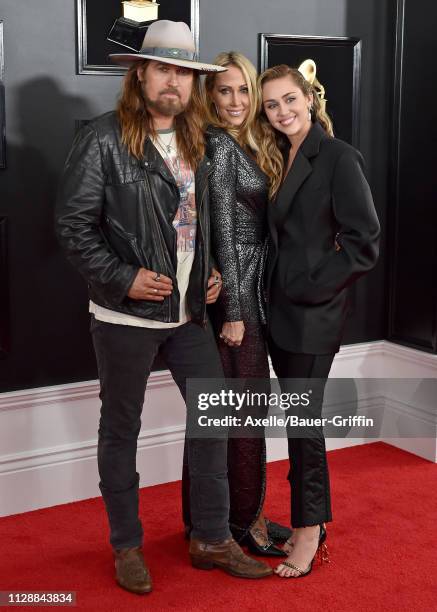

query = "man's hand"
[[206, 268, 222, 304], [127, 268, 173, 301], [220, 321, 245, 347]]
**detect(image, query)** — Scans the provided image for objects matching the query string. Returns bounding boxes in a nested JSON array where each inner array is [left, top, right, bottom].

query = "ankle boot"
[[114, 546, 152, 594], [189, 537, 273, 579]]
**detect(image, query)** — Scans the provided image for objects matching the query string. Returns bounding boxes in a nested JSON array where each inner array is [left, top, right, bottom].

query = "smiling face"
[[262, 75, 313, 142], [210, 64, 250, 127], [137, 60, 194, 119]]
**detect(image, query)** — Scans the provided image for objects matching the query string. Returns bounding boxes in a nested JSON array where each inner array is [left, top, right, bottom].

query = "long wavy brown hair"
[[258, 64, 334, 197], [203, 52, 283, 196], [117, 60, 205, 169]]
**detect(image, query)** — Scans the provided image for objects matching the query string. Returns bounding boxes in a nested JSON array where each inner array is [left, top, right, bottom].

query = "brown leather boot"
[[114, 547, 152, 594], [189, 537, 273, 578]]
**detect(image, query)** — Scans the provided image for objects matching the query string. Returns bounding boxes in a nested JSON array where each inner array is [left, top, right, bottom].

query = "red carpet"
[[0, 442, 436, 611]]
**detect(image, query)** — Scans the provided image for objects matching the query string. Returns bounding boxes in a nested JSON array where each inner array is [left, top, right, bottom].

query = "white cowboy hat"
[[110, 20, 227, 73]]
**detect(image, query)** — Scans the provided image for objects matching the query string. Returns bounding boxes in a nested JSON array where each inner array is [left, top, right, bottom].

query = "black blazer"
[[265, 122, 380, 354]]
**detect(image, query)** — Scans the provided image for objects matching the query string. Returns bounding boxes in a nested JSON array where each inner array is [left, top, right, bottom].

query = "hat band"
[[139, 46, 197, 61]]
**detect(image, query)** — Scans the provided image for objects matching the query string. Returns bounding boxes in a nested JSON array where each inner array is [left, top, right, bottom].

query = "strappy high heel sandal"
[[276, 524, 330, 579], [282, 522, 326, 554]]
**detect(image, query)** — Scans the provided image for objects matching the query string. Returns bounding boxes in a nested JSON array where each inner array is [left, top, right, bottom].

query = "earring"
[[308, 106, 312, 121], [213, 102, 220, 118]]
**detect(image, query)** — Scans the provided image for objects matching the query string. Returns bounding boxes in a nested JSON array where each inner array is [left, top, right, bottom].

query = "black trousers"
[[91, 316, 231, 549], [268, 338, 335, 528]]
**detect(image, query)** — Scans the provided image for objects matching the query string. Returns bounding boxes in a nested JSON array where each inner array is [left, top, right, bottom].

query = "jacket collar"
[[299, 121, 328, 160], [269, 122, 328, 244], [142, 137, 210, 184], [143, 137, 176, 185]]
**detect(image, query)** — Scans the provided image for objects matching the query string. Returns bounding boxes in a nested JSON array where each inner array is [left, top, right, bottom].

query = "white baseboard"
[[0, 340, 436, 517]]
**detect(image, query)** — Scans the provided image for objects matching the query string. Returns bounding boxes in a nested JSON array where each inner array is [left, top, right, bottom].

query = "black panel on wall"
[[0, 20, 5, 169], [0, 217, 9, 358], [388, 0, 437, 351], [339, 0, 395, 347], [258, 35, 362, 147]]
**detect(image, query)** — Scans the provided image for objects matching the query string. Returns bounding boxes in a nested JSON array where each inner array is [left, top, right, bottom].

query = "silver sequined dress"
[[207, 126, 268, 325]]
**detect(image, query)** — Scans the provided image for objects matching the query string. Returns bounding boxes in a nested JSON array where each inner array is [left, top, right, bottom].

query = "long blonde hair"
[[117, 60, 205, 170], [204, 52, 282, 193], [258, 64, 334, 197]]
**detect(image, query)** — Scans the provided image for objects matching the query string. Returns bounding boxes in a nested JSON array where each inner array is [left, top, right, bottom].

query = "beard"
[[142, 87, 188, 117]]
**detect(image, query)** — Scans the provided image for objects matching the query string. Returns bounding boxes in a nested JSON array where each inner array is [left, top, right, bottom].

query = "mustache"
[[159, 88, 180, 97]]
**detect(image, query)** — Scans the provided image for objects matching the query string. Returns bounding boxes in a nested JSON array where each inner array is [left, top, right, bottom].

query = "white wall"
[[1, 341, 436, 517]]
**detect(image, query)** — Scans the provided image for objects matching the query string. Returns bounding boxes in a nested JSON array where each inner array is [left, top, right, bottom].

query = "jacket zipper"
[[104, 216, 145, 263], [198, 164, 211, 327], [140, 164, 172, 322]]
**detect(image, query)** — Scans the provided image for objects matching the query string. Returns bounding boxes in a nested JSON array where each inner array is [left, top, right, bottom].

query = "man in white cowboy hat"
[[56, 20, 272, 595]]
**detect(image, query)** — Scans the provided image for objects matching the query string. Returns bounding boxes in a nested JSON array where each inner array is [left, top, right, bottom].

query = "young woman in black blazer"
[[259, 65, 380, 578]]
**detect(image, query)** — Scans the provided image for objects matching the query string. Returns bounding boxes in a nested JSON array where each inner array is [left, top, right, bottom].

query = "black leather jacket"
[[56, 111, 212, 325]]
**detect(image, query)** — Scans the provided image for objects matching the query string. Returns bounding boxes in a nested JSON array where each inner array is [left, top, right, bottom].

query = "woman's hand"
[[219, 321, 245, 347]]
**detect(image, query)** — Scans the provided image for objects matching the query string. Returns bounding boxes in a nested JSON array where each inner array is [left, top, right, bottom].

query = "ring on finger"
[[154, 273, 161, 282], [154, 288, 158, 294]]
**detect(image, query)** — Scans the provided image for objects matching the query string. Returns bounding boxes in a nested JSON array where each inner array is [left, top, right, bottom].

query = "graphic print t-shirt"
[[89, 129, 197, 328], [158, 128, 197, 324]]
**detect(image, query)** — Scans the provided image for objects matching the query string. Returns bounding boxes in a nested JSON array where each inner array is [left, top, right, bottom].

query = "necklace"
[[154, 137, 194, 208], [156, 130, 176, 154], [154, 135, 182, 182]]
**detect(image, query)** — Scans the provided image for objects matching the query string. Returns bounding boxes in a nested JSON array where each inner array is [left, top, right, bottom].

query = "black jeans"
[[268, 338, 335, 528], [91, 316, 231, 549]]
